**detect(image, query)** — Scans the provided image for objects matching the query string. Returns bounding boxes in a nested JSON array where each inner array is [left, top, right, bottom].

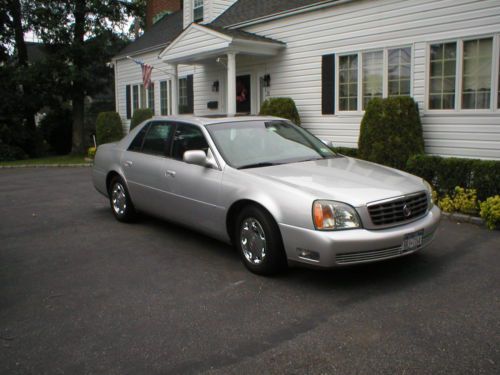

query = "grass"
[[0, 154, 90, 167]]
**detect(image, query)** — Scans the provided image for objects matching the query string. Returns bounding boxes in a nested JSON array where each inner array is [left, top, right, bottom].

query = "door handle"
[[165, 170, 176, 177], [123, 160, 133, 167]]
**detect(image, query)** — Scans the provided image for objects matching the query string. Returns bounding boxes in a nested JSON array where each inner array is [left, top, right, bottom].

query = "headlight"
[[423, 179, 434, 207], [312, 200, 361, 230]]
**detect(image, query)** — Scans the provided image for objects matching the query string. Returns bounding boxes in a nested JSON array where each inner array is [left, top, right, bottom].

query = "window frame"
[[335, 44, 414, 115], [160, 80, 172, 116], [193, 0, 204, 23], [425, 34, 500, 113]]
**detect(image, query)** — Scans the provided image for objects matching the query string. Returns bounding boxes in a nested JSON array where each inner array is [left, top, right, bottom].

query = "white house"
[[113, 0, 500, 160]]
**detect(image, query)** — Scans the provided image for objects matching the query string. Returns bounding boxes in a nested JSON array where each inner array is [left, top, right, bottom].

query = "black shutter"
[[187, 74, 194, 114], [322, 54, 335, 115], [126, 84, 131, 119]]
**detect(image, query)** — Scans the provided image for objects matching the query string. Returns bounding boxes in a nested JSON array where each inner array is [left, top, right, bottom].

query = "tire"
[[108, 176, 136, 222], [235, 205, 287, 275]]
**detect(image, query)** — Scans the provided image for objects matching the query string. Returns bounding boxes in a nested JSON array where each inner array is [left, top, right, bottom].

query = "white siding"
[[234, 0, 500, 159], [115, 50, 193, 132], [210, 0, 238, 21]]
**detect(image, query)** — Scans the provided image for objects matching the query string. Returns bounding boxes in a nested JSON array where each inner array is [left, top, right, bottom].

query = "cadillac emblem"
[[403, 204, 412, 218]]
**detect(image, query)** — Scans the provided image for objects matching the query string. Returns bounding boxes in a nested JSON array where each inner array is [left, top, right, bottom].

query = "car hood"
[[243, 157, 425, 207]]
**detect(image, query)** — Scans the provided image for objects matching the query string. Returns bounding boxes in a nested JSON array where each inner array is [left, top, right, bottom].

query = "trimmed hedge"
[[39, 107, 72, 155], [406, 154, 500, 201], [96, 112, 123, 145], [130, 108, 154, 130], [358, 96, 424, 170], [259, 97, 301, 125]]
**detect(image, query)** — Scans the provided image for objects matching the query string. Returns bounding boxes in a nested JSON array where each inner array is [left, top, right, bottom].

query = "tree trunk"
[[11, 0, 28, 66], [70, 0, 87, 154]]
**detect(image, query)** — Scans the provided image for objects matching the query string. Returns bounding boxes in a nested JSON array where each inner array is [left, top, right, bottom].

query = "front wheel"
[[235, 206, 287, 275], [109, 176, 136, 222]]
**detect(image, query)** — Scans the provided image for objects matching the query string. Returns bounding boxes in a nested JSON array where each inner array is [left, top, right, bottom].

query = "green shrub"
[[96, 112, 123, 145], [331, 147, 358, 158], [406, 155, 500, 201], [0, 143, 28, 162], [480, 196, 500, 230], [87, 146, 96, 159], [259, 97, 301, 125], [39, 107, 73, 155], [358, 96, 424, 170], [130, 108, 154, 130], [438, 187, 478, 215]]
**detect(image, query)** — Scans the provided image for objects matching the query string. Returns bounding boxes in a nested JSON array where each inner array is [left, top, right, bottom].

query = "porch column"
[[227, 52, 237, 116], [171, 64, 178, 115]]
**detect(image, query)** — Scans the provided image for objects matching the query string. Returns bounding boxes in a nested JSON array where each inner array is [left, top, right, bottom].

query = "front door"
[[236, 74, 251, 114]]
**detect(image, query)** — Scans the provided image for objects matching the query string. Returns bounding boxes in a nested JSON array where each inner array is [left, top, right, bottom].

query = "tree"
[[30, 0, 131, 154]]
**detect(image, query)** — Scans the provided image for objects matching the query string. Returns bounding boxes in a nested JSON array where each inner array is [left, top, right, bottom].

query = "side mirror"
[[183, 150, 217, 168], [321, 139, 334, 148]]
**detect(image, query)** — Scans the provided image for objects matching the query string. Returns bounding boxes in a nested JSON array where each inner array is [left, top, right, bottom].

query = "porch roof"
[[159, 23, 285, 64]]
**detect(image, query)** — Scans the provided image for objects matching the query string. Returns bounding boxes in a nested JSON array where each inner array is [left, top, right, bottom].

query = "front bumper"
[[279, 205, 441, 268]]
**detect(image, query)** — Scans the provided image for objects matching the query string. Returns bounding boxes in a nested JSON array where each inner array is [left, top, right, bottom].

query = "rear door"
[[121, 121, 175, 215]]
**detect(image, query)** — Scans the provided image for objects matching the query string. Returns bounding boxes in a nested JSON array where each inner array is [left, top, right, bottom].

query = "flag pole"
[[126, 56, 177, 78]]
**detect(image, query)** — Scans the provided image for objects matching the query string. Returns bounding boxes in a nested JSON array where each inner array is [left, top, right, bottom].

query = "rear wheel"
[[235, 206, 287, 275], [109, 176, 136, 222]]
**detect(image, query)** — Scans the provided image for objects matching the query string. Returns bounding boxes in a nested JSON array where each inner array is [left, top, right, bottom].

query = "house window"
[[362, 50, 383, 109], [429, 42, 457, 109], [179, 77, 188, 110], [160, 80, 171, 116], [193, 0, 203, 23], [337, 46, 412, 112], [148, 83, 155, 111], [462, 38, 492, 109], [132, 85, 139, 111], [388, 47, 411, 97], [428, 37, 497, 111], [339, 54, 358, 111]]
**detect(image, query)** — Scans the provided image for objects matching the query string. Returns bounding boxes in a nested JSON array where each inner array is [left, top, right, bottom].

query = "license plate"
[[402, 230, 424, 252]]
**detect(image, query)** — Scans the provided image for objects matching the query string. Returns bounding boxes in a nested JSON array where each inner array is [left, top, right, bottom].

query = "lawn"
[[0, 154, 90, 167]]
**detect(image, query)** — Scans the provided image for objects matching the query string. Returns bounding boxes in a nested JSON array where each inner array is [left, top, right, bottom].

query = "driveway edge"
[[441, 211, 485, 227]]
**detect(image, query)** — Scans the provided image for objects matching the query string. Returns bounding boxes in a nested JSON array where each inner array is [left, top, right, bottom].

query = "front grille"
[[336, 246, 402, 264], [368, 192, 428, 226]]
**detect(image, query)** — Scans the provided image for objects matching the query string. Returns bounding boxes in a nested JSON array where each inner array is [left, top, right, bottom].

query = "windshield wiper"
[[238, 162, 281, 169]]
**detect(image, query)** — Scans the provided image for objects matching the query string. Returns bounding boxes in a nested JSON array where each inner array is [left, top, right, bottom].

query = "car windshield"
[[206, 120, 337, 169]]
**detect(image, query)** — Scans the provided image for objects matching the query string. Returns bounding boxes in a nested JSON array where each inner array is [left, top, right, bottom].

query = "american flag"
[[141, 63, 153, 89]]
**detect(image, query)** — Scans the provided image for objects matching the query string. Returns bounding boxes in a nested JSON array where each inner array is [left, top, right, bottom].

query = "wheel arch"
[[226, 199, 282, 244]]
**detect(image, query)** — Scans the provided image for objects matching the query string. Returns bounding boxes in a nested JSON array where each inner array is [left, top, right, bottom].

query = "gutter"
[[225, 0, 354, 29]]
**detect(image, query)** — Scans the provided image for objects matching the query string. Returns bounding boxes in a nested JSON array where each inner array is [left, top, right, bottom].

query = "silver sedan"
[[92, 116, 441, 275]]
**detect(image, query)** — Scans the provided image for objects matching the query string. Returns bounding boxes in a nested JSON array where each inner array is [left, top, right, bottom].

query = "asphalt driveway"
[[0, 167, 499, 374]]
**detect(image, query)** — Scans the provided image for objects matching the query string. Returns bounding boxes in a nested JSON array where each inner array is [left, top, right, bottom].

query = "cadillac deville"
[[92, 116, 441, 275]]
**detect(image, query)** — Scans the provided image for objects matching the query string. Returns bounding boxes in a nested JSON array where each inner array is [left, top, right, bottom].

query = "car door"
[[161, 122, 224, 235], [121, 121, 175, 215]]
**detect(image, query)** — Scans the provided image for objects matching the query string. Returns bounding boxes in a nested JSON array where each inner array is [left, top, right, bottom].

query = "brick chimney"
[[146, 0, 182, 30]]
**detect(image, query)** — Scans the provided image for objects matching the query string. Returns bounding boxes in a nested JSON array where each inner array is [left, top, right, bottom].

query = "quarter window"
[[339, 54, 358, 111], [362, 50, 383, 109], [429, 42, 457, 109], [388, 47, 411, 97], [462, 38, 493, 109]]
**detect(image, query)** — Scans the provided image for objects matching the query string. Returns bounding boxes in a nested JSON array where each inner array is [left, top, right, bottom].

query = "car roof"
[[150, 115, 285, 126]]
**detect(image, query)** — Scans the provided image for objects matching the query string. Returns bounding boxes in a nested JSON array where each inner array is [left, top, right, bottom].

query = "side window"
[[171, 124, 209, 161], [128, 123, 150, 152], [141, 121, 174, 156]]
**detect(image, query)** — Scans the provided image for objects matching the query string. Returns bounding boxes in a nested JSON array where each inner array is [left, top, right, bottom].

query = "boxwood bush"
[[259, 97, 301, 125], [406, 154, 500, 201], [130, 108, 154, 130], [96, 112, 123, 145], [358, 96, 424, 170]]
